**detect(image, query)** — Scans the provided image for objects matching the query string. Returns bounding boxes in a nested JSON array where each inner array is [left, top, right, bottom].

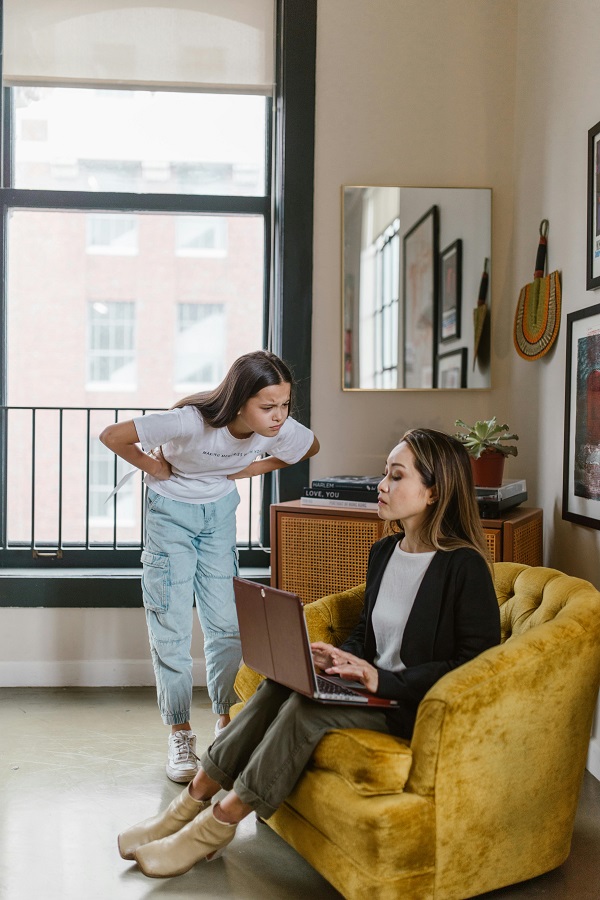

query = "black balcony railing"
[[0, 406, 270, 569]]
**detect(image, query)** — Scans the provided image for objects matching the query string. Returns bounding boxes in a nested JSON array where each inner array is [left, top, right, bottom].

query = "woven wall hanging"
[[514, 219, 561, 360]]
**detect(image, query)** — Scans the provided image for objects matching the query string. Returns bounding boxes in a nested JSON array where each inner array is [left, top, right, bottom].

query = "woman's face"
[[233, 382, 291, 438], [377, 441, 436, 529]]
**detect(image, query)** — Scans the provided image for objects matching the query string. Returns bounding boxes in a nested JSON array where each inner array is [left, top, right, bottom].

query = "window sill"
[[0, 566, 270, 607]]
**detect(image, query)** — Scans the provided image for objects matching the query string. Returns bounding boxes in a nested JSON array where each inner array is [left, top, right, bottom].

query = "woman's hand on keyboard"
[[325, 649, 379, 694], [310, 642, 337, 670]]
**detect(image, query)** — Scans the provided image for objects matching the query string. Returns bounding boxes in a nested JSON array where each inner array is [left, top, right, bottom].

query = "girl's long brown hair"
[[173, 350, 294, 427], [384, 428, 491, 567]]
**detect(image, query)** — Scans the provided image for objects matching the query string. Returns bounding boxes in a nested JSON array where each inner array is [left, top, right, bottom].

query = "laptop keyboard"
[[315, 675, 365, 702]]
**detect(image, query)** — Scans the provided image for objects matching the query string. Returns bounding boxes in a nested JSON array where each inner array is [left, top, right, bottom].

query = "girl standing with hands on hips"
[[100, 351, 319, 783]]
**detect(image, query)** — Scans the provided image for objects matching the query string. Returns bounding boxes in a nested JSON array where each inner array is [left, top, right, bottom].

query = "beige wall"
[[509, 0, 600, 777], [509, 0, 600, 587], [311, 0, 518, 477], [311, 0, 599, 589]]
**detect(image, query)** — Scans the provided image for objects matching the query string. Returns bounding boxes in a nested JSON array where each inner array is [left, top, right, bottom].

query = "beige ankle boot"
[[134, 805, 237, 878], [118, 785, 210, 860]]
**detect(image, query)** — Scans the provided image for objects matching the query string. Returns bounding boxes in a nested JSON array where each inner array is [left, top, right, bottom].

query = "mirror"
[[343, 186, 492, 390]]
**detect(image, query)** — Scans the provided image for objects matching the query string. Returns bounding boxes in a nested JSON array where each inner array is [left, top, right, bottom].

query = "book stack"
[[301, 475, 380, 510], [476, 479, 527, 518]]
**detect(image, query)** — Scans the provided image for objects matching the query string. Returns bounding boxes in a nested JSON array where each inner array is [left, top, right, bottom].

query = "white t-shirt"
[[372, 545, 436, 673], [133, 405, 314, 504]]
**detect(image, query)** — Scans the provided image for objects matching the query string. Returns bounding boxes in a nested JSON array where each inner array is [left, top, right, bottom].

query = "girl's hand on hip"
[[149, 449, 172, 481]]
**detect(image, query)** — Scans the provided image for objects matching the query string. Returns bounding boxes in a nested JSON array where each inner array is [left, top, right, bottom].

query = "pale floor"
[[1, 687, 599, 900]]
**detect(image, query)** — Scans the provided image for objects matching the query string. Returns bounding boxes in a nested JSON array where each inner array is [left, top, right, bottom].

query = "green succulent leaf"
[[454, 417, 519, 459]]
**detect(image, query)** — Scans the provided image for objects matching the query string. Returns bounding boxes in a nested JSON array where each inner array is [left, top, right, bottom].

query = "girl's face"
[[377, 441, 436, 529], [232, 382, 291, 438]]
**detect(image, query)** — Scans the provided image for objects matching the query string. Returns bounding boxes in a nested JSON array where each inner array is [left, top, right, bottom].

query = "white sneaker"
[[214, 720, 226, 738], [166, 730, 198, 783]]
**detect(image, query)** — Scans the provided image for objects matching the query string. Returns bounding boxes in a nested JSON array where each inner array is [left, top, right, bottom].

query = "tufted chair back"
[[303, 582, 365, 644], [494, 562, 590, 639]]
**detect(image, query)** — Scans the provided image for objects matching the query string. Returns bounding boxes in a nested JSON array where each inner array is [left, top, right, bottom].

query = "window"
[[373, 219, 400, 389], [6, 93, 266, 412], [175, 303, 226, 389], [359, 218, 400, 389], [0, 1, 316, 603], [176, 217, 227, 257], [13, 88, 267, 197], [87, 301, 136, 389], [86, 215, 138, 255]]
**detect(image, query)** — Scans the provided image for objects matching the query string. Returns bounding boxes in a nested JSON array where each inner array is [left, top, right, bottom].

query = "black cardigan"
[[340, 535, 501, 739]]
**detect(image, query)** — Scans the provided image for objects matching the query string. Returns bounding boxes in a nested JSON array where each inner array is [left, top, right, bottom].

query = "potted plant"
[[454, 418, 519, 487]]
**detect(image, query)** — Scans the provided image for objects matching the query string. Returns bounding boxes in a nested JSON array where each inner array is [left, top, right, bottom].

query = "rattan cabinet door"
[[481, 507, 543, 566], [482, 526, 502, 563], [271, 503, 383, 603]]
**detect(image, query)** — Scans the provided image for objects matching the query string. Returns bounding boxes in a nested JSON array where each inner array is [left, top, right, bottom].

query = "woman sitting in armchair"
[[118, 427, 501, 878]]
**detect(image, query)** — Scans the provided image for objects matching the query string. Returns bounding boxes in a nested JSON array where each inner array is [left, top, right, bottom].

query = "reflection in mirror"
[[343, 186, 492, 390]]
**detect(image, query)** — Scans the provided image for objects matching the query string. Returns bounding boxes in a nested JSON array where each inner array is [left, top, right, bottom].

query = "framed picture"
[[403, 205, 439, 388], [436, 347, 467, 388], [587, 120, 600, 290], [562, 303, 600, 529], [439, 238, 462, 342]]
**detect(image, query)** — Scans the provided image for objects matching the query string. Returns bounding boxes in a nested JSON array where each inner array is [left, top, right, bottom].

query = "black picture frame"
[[402, 205, 439, 388], [439, 238, 462, 342], [562, 302, 600, 529], [436, 346, 467, 388], [587, 120, 600, 290]]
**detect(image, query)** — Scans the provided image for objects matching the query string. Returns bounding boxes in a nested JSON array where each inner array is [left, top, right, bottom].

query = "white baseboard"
[[0, 660, 207, 687], [587, 735, 600, 781]]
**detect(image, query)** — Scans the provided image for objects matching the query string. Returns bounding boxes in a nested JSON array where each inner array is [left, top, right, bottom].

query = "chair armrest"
[[311, 728, 412, 795], [408, 597, 600, 799]]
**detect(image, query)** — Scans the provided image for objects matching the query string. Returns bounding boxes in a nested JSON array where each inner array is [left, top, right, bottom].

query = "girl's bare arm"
[[99, 420, 172, 481], [228, 436, 320, 480]]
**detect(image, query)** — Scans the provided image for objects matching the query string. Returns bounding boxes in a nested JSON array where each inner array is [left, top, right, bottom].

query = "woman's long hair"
[[385, 428, 491, 566], [173, 350, 294, 427]]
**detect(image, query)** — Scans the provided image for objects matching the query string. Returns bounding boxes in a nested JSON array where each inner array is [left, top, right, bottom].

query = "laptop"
[[233, 577, 397, 707]]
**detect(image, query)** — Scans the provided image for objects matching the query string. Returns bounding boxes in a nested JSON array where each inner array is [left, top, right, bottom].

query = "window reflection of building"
[[175, 303, 226, 390], [86, 215, 138, 255], [87, 301, 136, 389], [175, 217, 227, 257]]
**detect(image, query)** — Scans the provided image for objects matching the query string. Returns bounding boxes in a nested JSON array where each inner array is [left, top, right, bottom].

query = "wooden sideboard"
[[270, 501, 543, 603], [479, 505, 543, 568]]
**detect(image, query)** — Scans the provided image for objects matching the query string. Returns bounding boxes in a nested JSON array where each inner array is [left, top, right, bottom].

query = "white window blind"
[[3, 0, 275, 93]]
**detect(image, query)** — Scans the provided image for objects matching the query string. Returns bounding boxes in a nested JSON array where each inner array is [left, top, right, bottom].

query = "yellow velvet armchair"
[[232, 563, 600, 900]]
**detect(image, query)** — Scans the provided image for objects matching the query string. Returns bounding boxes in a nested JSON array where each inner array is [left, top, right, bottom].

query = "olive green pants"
[[200, 678, 390, 819]]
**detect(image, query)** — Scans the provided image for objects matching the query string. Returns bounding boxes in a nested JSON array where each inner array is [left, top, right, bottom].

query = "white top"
[[133, 405, 314, 504], [372, 545, 436, 673]]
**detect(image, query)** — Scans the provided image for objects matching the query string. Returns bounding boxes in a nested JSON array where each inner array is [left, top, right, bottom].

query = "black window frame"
[[0, 0, 316, 606]]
